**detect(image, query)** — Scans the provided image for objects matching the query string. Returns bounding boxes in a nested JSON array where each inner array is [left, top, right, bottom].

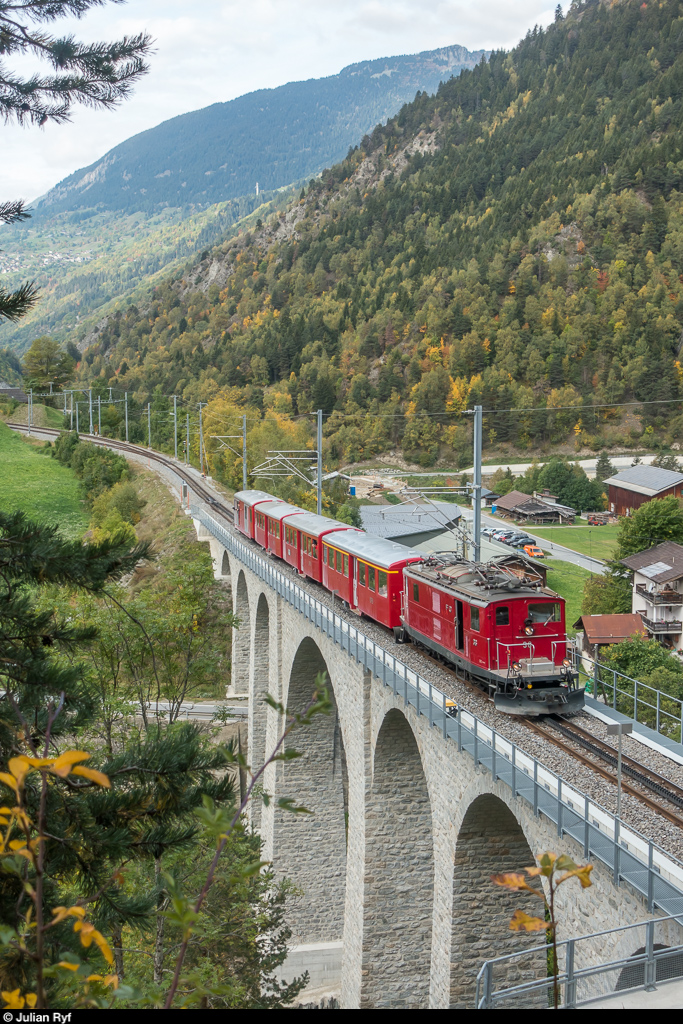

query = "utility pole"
[[70, 390, 74, 430], [124, 392, 129, 443], [316, 409, 323, 515], [473, 404, 482, 563], [98, 396, 101, 435], [172, 395, 178, 460], [242, 414, 248, 490], [75, 400, 79, 434], [147, 402, 151, 448], [108, 386, 113, 403], [606, 722, 632, 820], [27, 388, 32, 435], [186, 414, 190, 466], [63, 391, 67, 419], [88, 388, 93, 435], [198, 403, 207, 476]]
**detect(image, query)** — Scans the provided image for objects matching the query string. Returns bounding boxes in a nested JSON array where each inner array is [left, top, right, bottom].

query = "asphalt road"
[[464, 507, 606, 575]]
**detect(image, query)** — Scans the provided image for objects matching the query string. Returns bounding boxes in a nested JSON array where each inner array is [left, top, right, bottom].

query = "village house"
[[491, 488, 576, 524], [620, 541, 683, 651], [604, 465, 683, 517], [572, 612, 646, 671]]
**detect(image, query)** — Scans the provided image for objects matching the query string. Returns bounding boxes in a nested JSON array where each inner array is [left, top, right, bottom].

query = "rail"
[[191, 503, 683, 920], [475, 913, 683, 1008]]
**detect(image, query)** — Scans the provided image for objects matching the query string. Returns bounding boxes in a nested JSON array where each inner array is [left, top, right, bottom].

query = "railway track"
[[12, 422, 683, 831], [522, 716, 683, 829]]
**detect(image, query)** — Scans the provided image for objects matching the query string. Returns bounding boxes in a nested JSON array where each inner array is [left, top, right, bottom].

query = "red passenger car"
[[252, 501, 302, 556], [322, 531, 423, 629], [281, 513, 361, 581], [233, 490, 278, 539], [400, 557, 583, 715]]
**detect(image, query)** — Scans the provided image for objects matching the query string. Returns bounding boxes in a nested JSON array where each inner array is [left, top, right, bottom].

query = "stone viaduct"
[[194, 508, 683, 1009]]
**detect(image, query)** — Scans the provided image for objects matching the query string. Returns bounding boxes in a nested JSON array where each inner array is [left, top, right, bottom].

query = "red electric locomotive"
[[398, 556, 583, 716]]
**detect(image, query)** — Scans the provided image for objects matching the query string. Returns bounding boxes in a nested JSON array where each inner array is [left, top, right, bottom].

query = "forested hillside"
[[34, 45, 487, 217], [71, 0, 683, 481], [0, 44, 484, 354]]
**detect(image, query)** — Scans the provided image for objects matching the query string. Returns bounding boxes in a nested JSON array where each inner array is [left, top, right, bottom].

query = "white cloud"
[[0, 0, 567, 202]]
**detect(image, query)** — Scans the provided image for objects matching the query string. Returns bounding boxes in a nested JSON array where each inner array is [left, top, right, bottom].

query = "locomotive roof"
[[257, 501, 305, 521], [322, 530, 424, 570], [404, 560, 559, 605], [234, 489, 278, 507], [285, 512, 361, 538]]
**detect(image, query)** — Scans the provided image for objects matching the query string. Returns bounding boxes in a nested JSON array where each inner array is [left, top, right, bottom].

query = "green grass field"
[[531, 524, 619, 561], [0, 422, 87, 538], [545, 559, 592, 633], [3, 403, 66, 429]]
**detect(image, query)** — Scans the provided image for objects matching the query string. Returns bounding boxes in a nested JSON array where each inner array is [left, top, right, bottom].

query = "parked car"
[[509, 535, 535, 548], [523, 544, 545, 558], [481, 526, 497, 538], [492, 529, 516, 540]]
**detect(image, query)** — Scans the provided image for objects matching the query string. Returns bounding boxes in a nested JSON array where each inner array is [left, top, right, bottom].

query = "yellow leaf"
[[57, 962, 79, 973], [8, 757, 31, 787], [509, 910, 547, 932], [25, 994, 37, 1008], [52, 751, 90, 778], [558, 864, 593, 889], [2, 989, 25, 1009], [8, 840, 26, 851], [71, 766, 110, 788], [0, 773, 18, 793], [491, 872, 543, 896]]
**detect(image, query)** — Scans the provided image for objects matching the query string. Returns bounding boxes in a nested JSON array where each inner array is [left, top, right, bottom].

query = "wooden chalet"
[[604, 465, 683, 517], [492, 489, 576, 524]]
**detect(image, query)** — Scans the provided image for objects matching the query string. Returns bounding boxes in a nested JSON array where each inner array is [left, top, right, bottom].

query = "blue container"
[[349, 485, 356, 496]]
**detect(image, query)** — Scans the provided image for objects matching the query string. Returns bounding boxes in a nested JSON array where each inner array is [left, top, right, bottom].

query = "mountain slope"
[[34, 46, 486, 217], [67, 0, 683, 479]]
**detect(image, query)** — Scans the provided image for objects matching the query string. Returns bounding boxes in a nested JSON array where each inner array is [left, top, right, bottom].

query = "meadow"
[[0, 422, 87, 538], [531, 523, 619, 562], [545, 559, 592, 634]]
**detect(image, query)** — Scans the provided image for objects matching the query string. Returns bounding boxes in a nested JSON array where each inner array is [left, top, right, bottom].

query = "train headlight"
[[562, 658, 571, 668], [511, 660, 521, 673], [524, 625, 534, 637]]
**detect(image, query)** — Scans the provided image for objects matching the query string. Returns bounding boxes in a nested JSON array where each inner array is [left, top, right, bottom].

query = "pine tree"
[[595, 450, 614, 481], [0, 1, 151, 323]]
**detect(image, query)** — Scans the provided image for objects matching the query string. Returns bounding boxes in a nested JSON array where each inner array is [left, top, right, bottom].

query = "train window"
[[328, 546, 334, 567], [413, 582, 419, 602], [343, 554, 349, 577], [368, 566, 376, 591], [275, 522, 280, 538], [378, 571, 388, 597], [470, 607, 480, 631], [432, 590, 440, 613], [336, 550, 342, 572], [359, 562, 366, 587], [495, 606, 509, 626], [528, 602, 561, 623], [311, 539, 317, 559]]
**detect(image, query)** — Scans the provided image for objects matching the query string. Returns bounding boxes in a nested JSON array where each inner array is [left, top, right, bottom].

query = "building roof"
[[322, 529, 424, 570], [0, 386, 27, 402], [572, 613, 646, 644], [604, 465, 683, 497], [620, 541, 683, 583], [359, 501, 461, 541], [493, 489, 575, 517]]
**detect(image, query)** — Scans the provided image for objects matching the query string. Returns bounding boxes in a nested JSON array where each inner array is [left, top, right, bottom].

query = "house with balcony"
[[621, 541, 683, 650]]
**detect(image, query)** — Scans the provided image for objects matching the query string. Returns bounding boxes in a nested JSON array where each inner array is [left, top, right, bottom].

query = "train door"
[[353, 560, 358, 607], [455, 600, 464, 651]]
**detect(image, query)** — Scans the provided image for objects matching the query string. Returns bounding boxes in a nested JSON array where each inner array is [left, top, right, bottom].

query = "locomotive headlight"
[[524, 625, 534, 637], [562, 657, 571, 668], [511, 660, 521, 673]]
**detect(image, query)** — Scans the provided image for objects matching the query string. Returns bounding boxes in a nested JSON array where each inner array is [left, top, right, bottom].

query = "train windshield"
[[528, 602, 561, 624]]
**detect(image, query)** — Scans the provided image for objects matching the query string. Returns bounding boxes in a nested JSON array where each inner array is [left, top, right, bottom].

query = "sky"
[[1, 1, 568, 202]]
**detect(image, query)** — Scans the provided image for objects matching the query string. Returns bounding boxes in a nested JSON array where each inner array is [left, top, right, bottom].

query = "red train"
[[233, 490, 583, 716]]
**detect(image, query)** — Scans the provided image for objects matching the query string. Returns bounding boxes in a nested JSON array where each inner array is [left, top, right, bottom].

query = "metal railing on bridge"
[[476, 913, 683, 1008], [192, 504, 683, 921]]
